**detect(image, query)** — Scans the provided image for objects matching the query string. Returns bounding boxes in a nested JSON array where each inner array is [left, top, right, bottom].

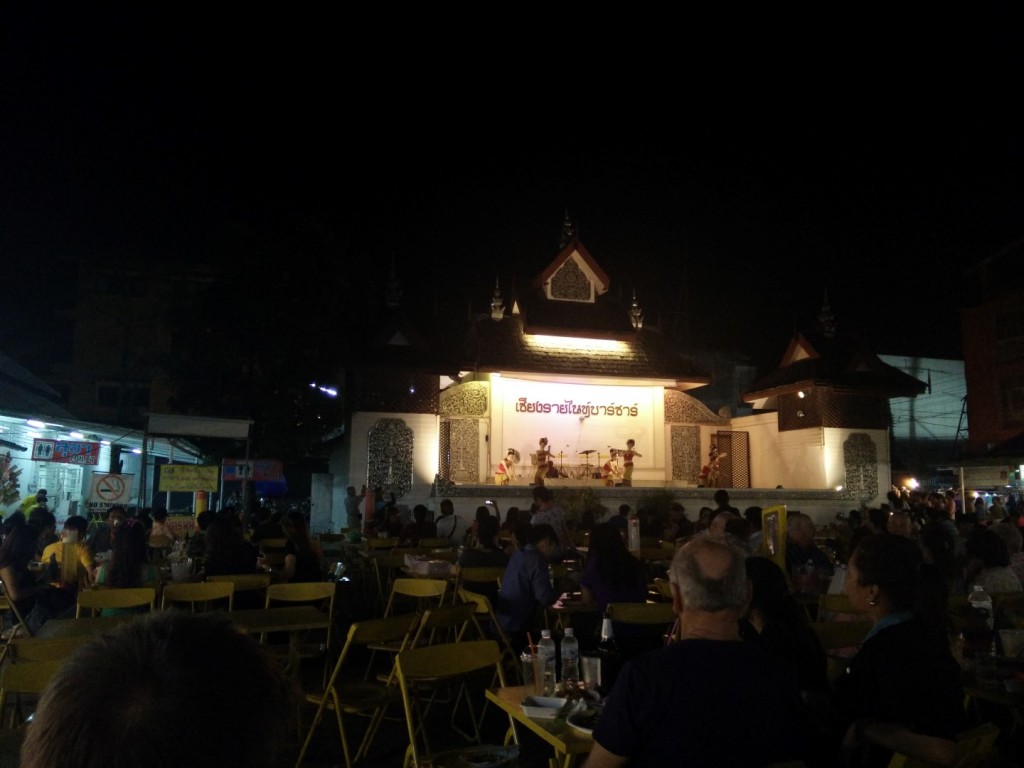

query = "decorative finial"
[[557, 209, 576, 250], [629, 288, 644, 330], [490, 277, 505, 321], [818, 288, 836, 338]]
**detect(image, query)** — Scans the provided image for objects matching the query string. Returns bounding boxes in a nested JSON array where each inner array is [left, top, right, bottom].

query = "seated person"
[[584, 537, 809, 768], [964, 527, 1022, 593], [202, 517, 260, 577], [0, 519, 76, 633], [88, 505, 126, 557], [785, 513, 833, 581], [41, 515, 94, 590], [496, 524, 559, 653], [21, 611, 297, 768], [458, 516, 508, 603], [148, 507, 178, 544], [29, 507, 59, 557], [94, 519, 158, 615], [398, 504, 438, 547], [281, 511, 324, 583], [250, 508, 285, 543]]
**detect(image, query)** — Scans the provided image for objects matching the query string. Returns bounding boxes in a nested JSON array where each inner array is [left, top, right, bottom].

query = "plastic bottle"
[[561, 627, 579, 691], [536, 630, 556, 696], [597, 610, 620, 697], [968, 584, 994, 631]]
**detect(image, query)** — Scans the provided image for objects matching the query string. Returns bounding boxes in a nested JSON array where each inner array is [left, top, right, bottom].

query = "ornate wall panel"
[[664, 390, 727, 424], [843, 432, 878, 501], [439, 381, 489, 417], [670, 425, 701, 481], [366, 418, 413, 499], [440, 418, 480, 483], [550, 260, 591, 301]]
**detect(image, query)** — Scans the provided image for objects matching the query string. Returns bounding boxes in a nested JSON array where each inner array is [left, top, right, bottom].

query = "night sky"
[[3, 5, 1023, 374]]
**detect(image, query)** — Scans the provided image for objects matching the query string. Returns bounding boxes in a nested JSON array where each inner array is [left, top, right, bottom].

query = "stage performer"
[[495, 449, 518, 485], [532, 438, 551, 486], [621, 439, 642, 487], [601, 450, 620, 486]]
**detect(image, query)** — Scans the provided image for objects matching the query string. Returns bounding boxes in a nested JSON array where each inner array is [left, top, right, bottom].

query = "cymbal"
[[578, 449, 597, 455]]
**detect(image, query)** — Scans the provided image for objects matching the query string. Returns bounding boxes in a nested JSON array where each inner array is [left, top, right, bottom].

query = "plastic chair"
[[265, 581, 336, 685], [458, 589, 520, 682], [886, 722, 999, 768], [295, 613, 419, 768], [5, 637, 90, 663], [454, 566, 506, 593], [396, 640, 509, 768], [0, 659, 63, 729], [161, 581, 234, 612], [76, 587, 156, 617], [205, 573, 271, 608], [383, 578, 448, 618], [607, 601, 679, 643], [0, 580, 34, 652]]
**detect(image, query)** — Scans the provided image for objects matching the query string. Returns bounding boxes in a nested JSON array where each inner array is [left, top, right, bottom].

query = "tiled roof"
[[745, 331, 926, 400], [465, 315, 709, 384]]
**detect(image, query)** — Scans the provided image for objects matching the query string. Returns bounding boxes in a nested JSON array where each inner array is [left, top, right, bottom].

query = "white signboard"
[[88, 473, 134, 505]]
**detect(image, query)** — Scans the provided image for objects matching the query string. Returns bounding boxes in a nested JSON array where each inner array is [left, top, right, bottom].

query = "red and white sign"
[[33, 439, 101, 465], [88, 473, 134, 504]]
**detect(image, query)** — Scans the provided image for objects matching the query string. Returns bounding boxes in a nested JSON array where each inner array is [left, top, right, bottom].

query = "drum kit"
[[546, 449, 609, 481]]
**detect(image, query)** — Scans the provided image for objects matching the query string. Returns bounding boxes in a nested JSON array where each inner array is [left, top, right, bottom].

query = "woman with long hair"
[[202, 517, 260, 577], [742, 557, 828, 697], [0, 520, 48, 624], [96, 518, 157, 589], [831, 534, 964, 767], [581, 522, 647, 614], [281, 511, 323, 582]]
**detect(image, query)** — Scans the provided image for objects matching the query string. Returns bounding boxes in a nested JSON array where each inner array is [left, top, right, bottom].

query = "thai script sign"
[[515, 397, 639, 418], [32, 439, 101, 465], [159, 464, 220, 492]]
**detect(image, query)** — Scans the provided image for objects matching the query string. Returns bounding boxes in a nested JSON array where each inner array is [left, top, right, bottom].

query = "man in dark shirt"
[[584, 536, 808, 768]]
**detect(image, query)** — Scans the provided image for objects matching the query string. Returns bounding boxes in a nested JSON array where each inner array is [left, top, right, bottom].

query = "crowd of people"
[[0, 500, 327, 635]]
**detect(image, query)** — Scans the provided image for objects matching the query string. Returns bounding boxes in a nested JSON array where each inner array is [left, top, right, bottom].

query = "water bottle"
[[560, 627, 579, 691], [537, 630, 556, 696], [968, 584, 994, 631]]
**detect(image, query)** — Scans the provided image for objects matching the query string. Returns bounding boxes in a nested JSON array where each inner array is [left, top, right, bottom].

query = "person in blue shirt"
[[496, 523, 558, 653]]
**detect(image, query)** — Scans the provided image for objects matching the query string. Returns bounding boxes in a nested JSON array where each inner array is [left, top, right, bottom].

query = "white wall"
[[344, 411, 440, 507]]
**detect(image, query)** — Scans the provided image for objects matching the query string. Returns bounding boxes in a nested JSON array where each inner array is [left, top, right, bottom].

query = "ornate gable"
[[535, 240, 610, 305]]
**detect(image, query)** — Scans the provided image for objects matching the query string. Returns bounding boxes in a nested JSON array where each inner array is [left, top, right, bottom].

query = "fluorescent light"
[[131, 447, 142, 455], [26, 419, 45, 429], [69, 432, 85, 439], [101, 440, 111, 446]]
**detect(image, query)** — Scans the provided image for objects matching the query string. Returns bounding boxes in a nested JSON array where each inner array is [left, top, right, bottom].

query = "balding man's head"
[[670, 536, 748, 614]]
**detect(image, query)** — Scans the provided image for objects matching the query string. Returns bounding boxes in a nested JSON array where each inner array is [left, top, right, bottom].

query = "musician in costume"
[[601, 449, 620, 486]]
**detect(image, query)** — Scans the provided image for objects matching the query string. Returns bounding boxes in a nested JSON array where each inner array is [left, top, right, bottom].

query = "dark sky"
[[3, 5, 1023, 370]]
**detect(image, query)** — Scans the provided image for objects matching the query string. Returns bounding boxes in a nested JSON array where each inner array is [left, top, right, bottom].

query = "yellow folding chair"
[[417, 538, 452, 550], [459, 589, 520, 683], [809, 621, 872, 684], [295, 613, 419, 768], [383, 578, 448, 618], [396, 640, 509, 768], [0, 659, 63, 729], [265, 581, 336, 686], [607, 601, 679, 643], [206, 573, 271, 609], [161, 581, 234, 612], [886, 722, 999, 768], [76, 587, 156, 617], [5, 637, 90, 663]]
